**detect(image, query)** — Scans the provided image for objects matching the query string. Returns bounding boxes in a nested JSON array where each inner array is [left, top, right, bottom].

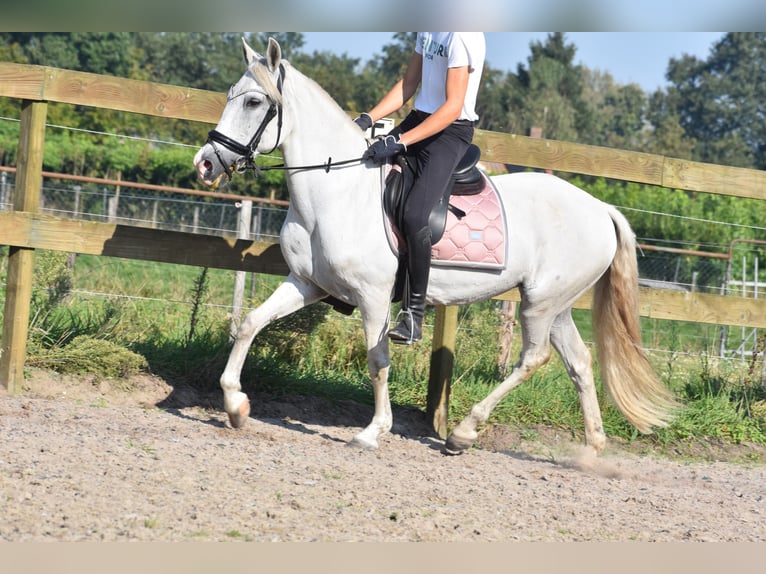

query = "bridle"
[[205, 63, 286, 181], [205, 62, 368, 181]]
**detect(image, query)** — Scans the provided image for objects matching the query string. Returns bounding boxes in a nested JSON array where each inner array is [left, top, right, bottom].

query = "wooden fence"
[[2, 62, 766, 436]]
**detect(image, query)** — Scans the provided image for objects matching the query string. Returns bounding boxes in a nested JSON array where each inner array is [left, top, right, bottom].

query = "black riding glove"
[[363, 135, 407, 164], [354, 113, 373, 131]]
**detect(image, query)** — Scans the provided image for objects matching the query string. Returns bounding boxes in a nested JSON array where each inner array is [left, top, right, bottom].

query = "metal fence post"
[[1, 170, 7, 208]]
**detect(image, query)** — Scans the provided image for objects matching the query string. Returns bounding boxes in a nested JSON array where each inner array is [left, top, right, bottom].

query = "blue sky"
[[301, 32, 725, 93], [3, 0, 763, 37]]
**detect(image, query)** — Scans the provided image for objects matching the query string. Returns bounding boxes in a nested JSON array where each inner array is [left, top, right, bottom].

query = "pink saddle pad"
[[430, 173, 506, 270]]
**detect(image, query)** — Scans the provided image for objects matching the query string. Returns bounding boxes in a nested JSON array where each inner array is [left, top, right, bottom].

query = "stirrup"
[[387, 309, 421, 345]]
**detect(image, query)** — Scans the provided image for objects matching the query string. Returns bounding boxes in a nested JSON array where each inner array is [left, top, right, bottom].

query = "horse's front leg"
[[221, 275, 324, 428], [349, 300, 393, 449]]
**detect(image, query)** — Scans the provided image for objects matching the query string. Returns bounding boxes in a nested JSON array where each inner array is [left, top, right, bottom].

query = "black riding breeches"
[[391, 110, 474, 238]]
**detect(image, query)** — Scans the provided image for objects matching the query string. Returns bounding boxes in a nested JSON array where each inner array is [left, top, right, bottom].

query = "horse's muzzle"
[[193, 147, 225, 188]]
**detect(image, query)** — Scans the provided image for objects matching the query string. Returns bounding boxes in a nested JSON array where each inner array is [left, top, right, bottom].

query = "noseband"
[[206, 63, 286, 181]]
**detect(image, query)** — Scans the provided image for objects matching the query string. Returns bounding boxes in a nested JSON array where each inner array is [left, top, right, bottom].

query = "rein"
[[245, 156, 365, 175]]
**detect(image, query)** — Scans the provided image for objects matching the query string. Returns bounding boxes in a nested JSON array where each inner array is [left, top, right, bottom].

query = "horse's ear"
[[265, 37, 282, 72], [241, 37, 259, 66]]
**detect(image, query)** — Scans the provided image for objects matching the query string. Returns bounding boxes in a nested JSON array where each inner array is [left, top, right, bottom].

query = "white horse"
[[193, 38, 678, 454]]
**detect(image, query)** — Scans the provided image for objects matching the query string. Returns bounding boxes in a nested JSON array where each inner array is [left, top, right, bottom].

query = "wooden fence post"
[[230, 200, 252, 341], [497, 300, 517, 377], [1, 100, 47, 393], [427, 305, 459, 438]]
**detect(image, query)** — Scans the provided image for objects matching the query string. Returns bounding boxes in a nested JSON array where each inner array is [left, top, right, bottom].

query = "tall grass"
[[2, 250, 765, 450]]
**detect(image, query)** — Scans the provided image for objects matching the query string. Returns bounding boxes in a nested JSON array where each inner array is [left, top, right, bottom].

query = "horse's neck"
[[280, 71, 375, 220], [282, 71, 364, 162]]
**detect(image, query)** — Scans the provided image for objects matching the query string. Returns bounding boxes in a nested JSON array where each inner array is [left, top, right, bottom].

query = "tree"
[[583, 71, 646, 150], [1, 33, 136, 77], [3, 33, 80, 70], [475, 64, 518, 133], [643, 89, 696, 159], [507, 33, 591, 141], [665, 32, 766, 169], [134, 33, 243, 92], [351, 33, 416, 116]]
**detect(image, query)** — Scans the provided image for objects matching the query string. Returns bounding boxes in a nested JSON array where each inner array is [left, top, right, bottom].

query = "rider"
[[355, 32, 486, 344]]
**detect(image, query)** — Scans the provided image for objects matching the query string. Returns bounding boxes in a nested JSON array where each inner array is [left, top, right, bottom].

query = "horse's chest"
[[279, 219, 314, 273], [279, 221, 345, 276]]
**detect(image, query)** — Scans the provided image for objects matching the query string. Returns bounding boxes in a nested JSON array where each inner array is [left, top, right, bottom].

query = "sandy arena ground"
[[1, 369, 764, 542]]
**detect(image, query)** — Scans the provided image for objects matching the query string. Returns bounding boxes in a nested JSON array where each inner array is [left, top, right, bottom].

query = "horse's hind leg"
[[550, 310, 606, 453], [220, 276, 324, 428], [445, 306, 554, 454]]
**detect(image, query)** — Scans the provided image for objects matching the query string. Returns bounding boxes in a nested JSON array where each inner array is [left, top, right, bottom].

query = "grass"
[[143, 517, 159, 529], [2, 249, 765, 454]]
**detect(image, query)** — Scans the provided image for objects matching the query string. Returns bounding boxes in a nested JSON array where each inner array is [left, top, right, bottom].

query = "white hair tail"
[[592, 206, 680, 433]]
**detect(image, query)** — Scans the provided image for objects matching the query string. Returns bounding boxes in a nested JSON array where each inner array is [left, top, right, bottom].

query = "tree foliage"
[[665, 33, 766, 169]]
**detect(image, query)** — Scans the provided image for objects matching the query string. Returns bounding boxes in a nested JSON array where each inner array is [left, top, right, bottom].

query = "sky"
[[3, 0, 765, 35], [301, 32, 725, 94]]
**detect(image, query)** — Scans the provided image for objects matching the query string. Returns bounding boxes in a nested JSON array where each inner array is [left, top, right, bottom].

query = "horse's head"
[[194, 37, 286, 188]]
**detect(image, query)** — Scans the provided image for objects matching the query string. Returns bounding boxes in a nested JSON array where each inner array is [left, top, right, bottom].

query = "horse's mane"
[[249, 58, 350, 122], [248, 59, 283, 105]]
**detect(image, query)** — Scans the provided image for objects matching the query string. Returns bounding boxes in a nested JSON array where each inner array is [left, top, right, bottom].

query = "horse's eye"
[[245, 96, 261, 109]]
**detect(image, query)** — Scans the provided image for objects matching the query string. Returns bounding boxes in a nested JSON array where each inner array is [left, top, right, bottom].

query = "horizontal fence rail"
[[0, 211, 290, 275], [474, 131, 766, 201], [2, 62, 766, 434], [0, 167, 289, 240], [0, 63, 225, 123]]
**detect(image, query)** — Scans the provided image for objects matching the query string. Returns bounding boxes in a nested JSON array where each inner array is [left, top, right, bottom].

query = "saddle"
[[383, 144, 486, 303], [323, 144, 491, 314], [383, 143, 484, 246]]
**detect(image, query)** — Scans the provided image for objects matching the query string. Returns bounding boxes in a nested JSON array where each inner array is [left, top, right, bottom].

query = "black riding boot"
[[388, 226, 432, 344]]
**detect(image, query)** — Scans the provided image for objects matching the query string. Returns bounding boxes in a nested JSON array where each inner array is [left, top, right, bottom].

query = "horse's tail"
[[592, 206, 680, 433]]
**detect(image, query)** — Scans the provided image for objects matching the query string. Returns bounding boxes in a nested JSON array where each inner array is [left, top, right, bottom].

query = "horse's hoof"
[[348, 435, 378, 450], [227, 397, 251, 429], [443, 432, 474, 455], [586, 432, 607, 453]]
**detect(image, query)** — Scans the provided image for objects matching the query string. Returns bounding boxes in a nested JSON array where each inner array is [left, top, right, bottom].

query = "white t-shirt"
[[414, 32, 486, 122]]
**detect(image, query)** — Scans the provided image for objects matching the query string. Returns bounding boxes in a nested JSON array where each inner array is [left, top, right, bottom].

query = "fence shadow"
[[100, 223, 289, 276]]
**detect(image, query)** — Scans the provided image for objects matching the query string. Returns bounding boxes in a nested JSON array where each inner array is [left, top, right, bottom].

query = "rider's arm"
[[366, 52, 423, 122], [397, 65, 470, 148]]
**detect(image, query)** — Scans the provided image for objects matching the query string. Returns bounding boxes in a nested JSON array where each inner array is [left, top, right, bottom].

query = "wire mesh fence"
[[0, 170, 287, 241], [638, 250, 726, 294]]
